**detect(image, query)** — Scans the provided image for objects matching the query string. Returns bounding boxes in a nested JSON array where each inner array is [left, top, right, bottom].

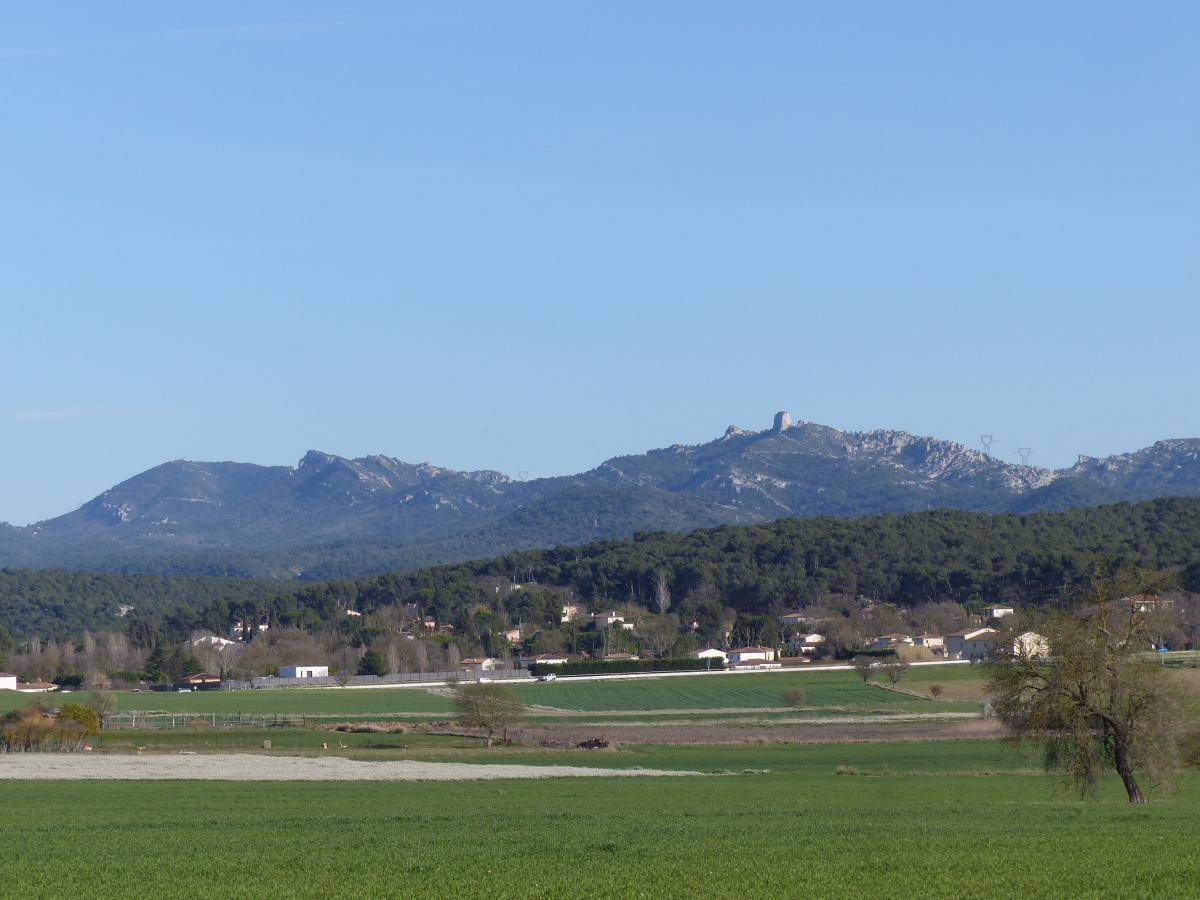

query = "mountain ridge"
[[4, 413, 1200, 578]]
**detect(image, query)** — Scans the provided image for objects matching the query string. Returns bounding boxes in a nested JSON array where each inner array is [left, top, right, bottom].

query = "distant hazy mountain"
[[3, 413, 1199, 577]]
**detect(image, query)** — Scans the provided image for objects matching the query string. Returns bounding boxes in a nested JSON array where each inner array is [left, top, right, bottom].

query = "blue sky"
[[2, 2, 1197, 525]]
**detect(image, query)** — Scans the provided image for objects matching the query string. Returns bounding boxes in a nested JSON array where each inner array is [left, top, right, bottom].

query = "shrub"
[[57, 702, 100, 735], [929, 684, 944, 699], [784, 687, 807, 706]]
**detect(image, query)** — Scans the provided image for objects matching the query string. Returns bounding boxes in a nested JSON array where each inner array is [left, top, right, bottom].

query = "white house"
[[689, 647, 728, 661], [460, 657, 498, 671], [279, 665, 329, 679], [778, 611, 808, 627], [0, 673, 17, 691], [593, 611, 625, 628], [913, 634, 944, 651], [983, 605, 1015, 620], [945, 627, 999, 660], [726, 646, 777, 664], [16, 681, 57, 693], [499, 627, 522, 644], [560, 604, 582, 624]]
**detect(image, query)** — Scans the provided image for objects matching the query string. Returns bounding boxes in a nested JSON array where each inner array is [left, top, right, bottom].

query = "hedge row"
[[527, 657, 717, 677]]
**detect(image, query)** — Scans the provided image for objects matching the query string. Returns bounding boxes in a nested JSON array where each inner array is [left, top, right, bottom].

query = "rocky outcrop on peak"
[[3, 414, 1199, 577]]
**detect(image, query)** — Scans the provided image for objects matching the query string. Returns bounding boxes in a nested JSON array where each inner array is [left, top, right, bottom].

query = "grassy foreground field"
[[2, 740, 1196, 898], [0, 667, 984, 719]]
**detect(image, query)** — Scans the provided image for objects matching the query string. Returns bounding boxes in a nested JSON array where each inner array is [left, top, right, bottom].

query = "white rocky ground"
[[0, 754, 698, 781]]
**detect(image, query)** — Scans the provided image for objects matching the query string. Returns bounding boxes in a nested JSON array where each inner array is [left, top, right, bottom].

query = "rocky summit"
[[3, 413, 1199, 577]]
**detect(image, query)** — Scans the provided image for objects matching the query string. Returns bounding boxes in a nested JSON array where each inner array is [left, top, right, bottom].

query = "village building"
[[778, 611, 808, 628], [688, 647, 728, 661], [459, 657, 498, 672], [16, 681, 57, 693], [560, 604, 582, 623], [983, 605, 1015, 620], [726, 646, 777, 664], [602, 652, 640, 662], [279, 665, 329, 679], [0, 673, 17, 692], [945, 627, 999, 660], [913, 634, 944, 651]]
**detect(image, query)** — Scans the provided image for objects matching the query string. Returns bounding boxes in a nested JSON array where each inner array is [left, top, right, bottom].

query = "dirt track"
[[0, 754, 699, 781]]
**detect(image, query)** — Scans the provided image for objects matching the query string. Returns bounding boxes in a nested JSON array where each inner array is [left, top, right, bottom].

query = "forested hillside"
[[5, 497, 1200, 643]]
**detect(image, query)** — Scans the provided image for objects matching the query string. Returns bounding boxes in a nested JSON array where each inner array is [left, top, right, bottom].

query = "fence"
[[104, 713, 312, 729], [220, 668, 530, 691]]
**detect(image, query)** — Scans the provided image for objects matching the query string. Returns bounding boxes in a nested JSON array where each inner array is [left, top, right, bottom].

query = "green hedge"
[[527, 657, 719, 677]]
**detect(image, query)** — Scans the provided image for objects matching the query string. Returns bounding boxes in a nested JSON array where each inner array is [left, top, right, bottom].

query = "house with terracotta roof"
[[945, 627, 999, 660], [726, 646, 777, 664]]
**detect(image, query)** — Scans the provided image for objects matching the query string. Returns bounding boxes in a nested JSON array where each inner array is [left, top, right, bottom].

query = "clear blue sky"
[[2, 2, 1197, 525]]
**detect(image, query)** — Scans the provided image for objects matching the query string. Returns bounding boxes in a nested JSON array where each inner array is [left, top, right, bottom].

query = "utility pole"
[[979, 434, 995, 456], [1017, 447, 1032, 465]]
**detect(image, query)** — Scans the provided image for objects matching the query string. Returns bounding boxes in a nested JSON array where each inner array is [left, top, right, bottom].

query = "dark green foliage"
[[356, 650, 388, 677], [5, 497, 1200, 644]]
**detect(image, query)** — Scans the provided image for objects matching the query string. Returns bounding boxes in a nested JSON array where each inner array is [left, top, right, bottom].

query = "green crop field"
[[2, 740, 1196, 898], [509, 670, 981, 713], [0, 668, 985, 720]]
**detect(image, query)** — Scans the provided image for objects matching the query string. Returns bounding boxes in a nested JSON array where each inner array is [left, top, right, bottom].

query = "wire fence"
[[220, 669, 529, 691], [104, 713, 311, 729]]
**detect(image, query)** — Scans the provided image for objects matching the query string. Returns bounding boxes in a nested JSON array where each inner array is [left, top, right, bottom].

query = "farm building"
[[945, 627, 999, 660], [279, 665, 329, 679], [726, 647, 777, 664], [460, 657, 498, 672], [0, 673, 17, 691], [688, 647, 728, 661], [16, 681, 58, 693]]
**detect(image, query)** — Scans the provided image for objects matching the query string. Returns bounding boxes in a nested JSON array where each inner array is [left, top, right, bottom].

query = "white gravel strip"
[[0, 754, 700, 781]]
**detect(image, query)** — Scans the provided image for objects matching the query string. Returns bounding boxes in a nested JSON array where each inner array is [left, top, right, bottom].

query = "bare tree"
[[653, 569, 672, 615], [987, 569, 1186, 804], [87, 689, 117, 729], [452, 683, 525, 748], [852, 656, 876, 684], [881, 657, 910, 686]]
